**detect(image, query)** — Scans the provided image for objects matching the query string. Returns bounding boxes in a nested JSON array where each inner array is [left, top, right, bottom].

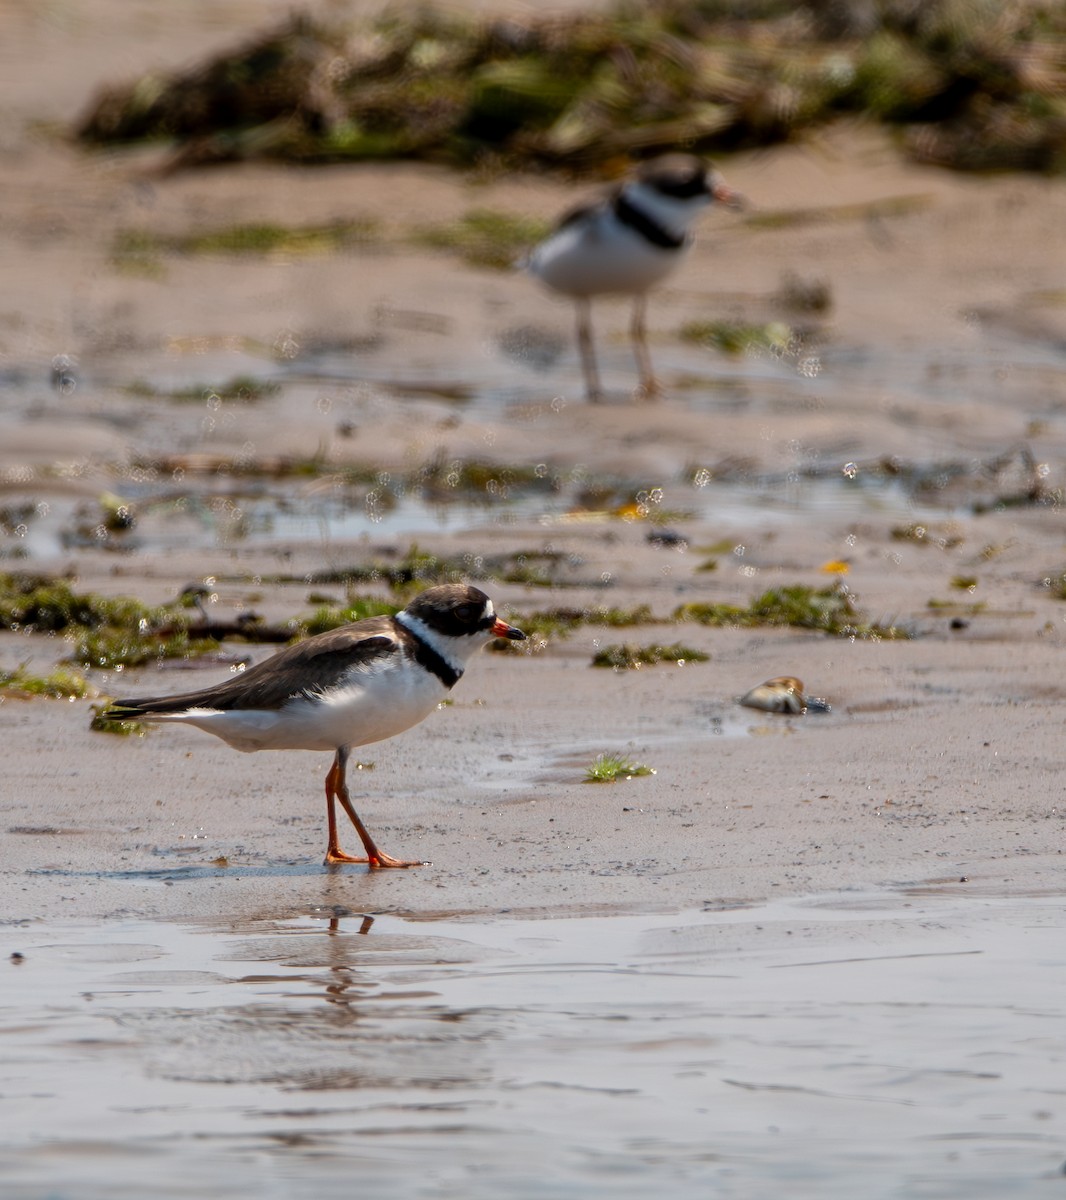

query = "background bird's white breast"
[[529, 213, 688, 296]]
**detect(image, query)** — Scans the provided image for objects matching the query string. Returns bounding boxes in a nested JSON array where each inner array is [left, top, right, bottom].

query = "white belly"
[[157, 660, 448, 753], [528, 214, 686, 297]]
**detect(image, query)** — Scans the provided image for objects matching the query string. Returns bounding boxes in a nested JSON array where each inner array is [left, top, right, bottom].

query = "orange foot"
[[324, 849, 427, 869]]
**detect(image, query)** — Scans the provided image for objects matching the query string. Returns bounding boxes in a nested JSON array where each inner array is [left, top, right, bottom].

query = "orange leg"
[[575, 297, 603, 403], [630, 294, 661, 399], [323, 746, 425, 869]]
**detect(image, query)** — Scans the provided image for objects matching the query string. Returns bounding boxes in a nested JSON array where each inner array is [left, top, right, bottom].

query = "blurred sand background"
[[3, 0, 1066, 927]]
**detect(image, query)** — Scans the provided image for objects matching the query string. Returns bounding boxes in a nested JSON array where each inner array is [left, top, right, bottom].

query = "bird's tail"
[[104, 694, 195, 720]]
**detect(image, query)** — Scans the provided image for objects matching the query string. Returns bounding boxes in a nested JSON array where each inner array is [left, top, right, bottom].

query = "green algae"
[[584, 752, 655, 783], [412, 209, 553, 269], [591, 642, 710, 669], [675, 584, 909, 639], [0, 663, 92, 700]]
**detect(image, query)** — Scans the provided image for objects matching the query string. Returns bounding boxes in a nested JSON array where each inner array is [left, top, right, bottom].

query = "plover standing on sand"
[[103, 585, 526, 868], [527, 155, 744, 401]]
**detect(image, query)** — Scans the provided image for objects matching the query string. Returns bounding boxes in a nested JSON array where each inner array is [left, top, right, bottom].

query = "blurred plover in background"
[[527, 154, 744, 402]]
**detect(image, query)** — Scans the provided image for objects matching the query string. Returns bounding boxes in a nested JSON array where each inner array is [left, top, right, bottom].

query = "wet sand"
[[4, 109, 1066, 923], [5, 890, 1065, 1199], [2, 3, 1066, 1194]]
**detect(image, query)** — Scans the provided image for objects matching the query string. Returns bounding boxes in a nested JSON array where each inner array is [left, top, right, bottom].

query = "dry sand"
[[3, 0, 1066, 930]]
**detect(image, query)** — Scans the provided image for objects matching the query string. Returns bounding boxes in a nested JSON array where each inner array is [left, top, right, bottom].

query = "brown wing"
[[107, 620, 400, 717], [554, 197, 609, 231]]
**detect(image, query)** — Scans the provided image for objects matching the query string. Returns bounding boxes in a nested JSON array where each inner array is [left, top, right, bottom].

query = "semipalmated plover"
[[104, 584, 526, 868], [527, 154, 744, 401]]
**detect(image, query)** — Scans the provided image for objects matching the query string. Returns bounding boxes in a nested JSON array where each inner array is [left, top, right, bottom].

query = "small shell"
[[739, 676, 831, 715]]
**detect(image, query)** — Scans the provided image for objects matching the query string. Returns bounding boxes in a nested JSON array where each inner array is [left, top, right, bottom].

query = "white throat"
[[396, 610, 478, 672]]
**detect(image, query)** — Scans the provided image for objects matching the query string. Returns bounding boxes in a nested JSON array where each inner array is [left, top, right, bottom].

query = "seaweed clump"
[[0, 663, 93, 700], [73, 1, 1066, 176], [0, 572, 223, 669], [675, 583, 908, 639], [591, 641, 709, 669], [584, 752, 655, 782]]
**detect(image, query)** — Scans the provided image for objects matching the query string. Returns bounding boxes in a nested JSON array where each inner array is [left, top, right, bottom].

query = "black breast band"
[[613, 194, 686, 250], [409, 635, 462, 689]]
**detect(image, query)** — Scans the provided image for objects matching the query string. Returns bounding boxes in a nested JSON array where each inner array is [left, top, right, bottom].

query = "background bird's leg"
[[575, 297, 602, 402], [630, 294, 660, 399], [325, 745, 425, 868]]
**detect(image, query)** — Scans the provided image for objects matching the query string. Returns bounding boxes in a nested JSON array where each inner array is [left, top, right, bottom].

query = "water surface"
[[4, 888, 1064, 1199]]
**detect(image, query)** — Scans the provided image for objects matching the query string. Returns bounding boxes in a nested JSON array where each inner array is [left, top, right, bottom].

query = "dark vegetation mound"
[[75, 0, 1066, 174]]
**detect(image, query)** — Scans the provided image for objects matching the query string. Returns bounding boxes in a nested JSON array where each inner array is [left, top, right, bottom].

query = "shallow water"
[[4, 888, 1065, 1199], [14, 473, 943, 562], [4, 314, 1059, 564]]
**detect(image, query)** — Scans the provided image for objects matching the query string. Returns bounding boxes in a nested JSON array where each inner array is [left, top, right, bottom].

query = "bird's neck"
[[613, 189, 689, 249], [395, 611, 466, 688]]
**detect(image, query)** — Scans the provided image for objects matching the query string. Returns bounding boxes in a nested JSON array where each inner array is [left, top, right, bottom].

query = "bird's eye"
[[455, 605, 474, 621]]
